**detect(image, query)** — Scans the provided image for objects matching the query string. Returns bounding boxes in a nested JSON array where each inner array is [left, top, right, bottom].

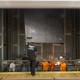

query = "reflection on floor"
[[0, 71, 80, 79]]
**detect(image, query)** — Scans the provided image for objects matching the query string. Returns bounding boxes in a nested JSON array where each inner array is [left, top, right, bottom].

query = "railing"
[[0, 59, 80, 72]]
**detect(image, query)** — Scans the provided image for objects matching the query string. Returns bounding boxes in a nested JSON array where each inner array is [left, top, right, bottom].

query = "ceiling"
[[0, 0, 80, 8]]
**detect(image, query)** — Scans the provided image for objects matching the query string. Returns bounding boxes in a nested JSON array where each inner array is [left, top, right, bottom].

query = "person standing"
[[9, 60, 16, 72], [49, 57, 55, 71], [40, 59, 49, 71], [60, 58, 67, 71], [20, 54, 29, 71], [27, 42, 37, 76]]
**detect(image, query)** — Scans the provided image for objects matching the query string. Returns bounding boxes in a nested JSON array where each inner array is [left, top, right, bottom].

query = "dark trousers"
[[29, 60, 35, 75]]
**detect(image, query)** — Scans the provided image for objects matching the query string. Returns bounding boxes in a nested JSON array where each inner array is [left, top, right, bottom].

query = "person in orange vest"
[[60, 58, 67, 71], [40, 59, 49, 71], [49, 57, 55, 71]]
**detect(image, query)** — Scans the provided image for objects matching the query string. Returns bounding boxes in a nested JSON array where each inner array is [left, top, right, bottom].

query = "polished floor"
[[0, 71, 80, 79]]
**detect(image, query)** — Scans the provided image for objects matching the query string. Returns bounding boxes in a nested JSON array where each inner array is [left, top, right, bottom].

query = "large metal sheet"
[[24, 9, 64, 43]]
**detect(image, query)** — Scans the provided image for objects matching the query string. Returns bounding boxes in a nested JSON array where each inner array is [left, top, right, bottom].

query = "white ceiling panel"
[[0, 0, 80, 8]]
